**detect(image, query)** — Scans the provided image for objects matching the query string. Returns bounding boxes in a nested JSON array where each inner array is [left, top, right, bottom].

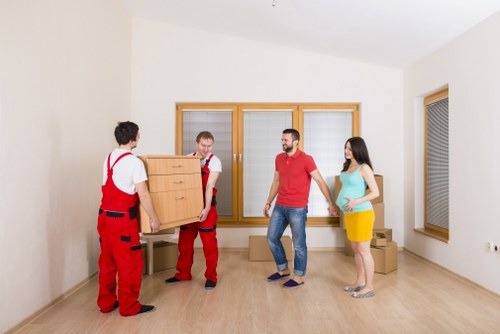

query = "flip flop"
[[267, 272, 290, 281], [343, 284, 365, 292], [351, 290, 375, 298], [283, 279, 305, 288]]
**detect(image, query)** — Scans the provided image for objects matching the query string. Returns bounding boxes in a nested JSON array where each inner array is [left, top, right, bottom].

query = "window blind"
[[426, 98, 449, 229], [303, 111, 352, 216], [242, 110, 293, 217], [182, 110, 233, 216]]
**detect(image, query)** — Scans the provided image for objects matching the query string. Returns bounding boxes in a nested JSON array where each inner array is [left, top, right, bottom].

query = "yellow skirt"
[[344, 210, 375, 242]]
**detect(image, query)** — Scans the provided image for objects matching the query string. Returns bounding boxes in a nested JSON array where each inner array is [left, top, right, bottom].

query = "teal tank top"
[[336, 165, 373, 213]]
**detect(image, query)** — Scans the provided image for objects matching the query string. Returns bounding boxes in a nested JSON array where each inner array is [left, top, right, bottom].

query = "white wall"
[[0, 0, 131, 331], [404, 12, 500, 294], [131, 19, 405, 249]]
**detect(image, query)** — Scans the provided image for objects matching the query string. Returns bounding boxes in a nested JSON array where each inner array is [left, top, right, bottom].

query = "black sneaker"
[[165, 276, 182, 283], [137, 304, 155, 315], [205, 279, 217, 289]]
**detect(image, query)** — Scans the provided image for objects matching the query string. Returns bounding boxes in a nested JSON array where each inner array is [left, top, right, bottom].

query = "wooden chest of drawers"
[[138, 155, 203, 233]]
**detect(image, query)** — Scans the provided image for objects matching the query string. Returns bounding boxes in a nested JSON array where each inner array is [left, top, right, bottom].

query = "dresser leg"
[[147, 240, 154, 275]]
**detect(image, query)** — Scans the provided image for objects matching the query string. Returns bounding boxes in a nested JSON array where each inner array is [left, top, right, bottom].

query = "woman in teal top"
[[337, 165, 373, 213], [336, 137, 379, 298]]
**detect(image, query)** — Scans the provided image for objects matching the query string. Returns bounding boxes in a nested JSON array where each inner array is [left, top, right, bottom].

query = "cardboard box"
[[249, 235, 293, 262], [373, 228, 392, 242], [142, 241, 178, 273], [369, 175, 384, 204], [370, 241, 398, 274], [373, 202, 384, 229], [370, 232, 387, 247]]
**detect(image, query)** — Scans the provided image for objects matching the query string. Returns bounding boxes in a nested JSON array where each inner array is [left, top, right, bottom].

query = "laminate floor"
[[13, 250, 500, 334]]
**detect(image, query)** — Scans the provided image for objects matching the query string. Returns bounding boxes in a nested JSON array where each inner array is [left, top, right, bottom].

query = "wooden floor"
[[13, 250, 500, 334]]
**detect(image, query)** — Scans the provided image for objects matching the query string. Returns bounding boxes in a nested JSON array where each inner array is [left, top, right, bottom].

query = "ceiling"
[[122, 0, 500, 69]]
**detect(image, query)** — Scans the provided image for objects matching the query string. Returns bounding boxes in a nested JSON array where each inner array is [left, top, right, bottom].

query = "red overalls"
[[174, 153, 219, 282], [97, 152, 143, 316]]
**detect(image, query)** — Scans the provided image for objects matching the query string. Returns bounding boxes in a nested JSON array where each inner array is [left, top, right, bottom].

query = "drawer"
[[142, 156, 200, 175], [151, 188, 204, 224], [148, 174, 202, 192]]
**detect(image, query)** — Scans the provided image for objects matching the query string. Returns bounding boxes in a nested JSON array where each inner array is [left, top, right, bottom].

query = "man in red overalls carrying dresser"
[[97, 121, 160, 316], [166, 131, 221, 289]]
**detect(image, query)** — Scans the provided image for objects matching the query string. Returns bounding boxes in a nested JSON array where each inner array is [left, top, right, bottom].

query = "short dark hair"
[[196, 131, 215, 143], [282, 128, 300, 141], [114, 121, 139, 145]]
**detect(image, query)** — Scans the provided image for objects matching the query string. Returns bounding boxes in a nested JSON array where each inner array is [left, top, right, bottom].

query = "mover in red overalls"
[[166, 131, 221, 289], [97, 121, 160, 316]]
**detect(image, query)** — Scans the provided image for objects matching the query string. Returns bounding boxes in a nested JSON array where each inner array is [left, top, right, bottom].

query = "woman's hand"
[[343, 197, 358, 212]]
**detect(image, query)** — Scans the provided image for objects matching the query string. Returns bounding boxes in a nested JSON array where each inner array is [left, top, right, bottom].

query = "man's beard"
[[283, 145, 293, 153]]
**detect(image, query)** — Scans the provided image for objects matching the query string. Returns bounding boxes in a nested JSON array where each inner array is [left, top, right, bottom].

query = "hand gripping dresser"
[[138, 155, 204, 233]]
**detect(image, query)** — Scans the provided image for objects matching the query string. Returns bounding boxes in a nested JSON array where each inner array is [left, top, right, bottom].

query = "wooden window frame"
[[176, 102, 360, 227], [421, 88, 449, 242]]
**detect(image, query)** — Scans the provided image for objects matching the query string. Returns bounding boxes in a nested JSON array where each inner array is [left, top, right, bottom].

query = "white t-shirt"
[[190, 152, 222, 172], [102, 149, 147, 194]]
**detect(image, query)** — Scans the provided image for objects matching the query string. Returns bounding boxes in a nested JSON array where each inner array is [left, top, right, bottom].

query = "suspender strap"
[[108, 152, 133, 170], [204, 154, 214, 167]]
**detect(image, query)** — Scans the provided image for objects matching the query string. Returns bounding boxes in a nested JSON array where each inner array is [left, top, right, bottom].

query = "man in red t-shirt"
[[263, 129, 337, 288]]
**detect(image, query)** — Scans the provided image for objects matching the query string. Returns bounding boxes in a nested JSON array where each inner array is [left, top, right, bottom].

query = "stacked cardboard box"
[[141, 241, 178, 273], [336, 175, 397, 274], [371, 241, 397, 274], [248, 235, 293, 262]]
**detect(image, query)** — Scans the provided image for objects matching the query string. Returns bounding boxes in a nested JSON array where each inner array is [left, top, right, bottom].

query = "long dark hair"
[[341, 137, 373, 172]]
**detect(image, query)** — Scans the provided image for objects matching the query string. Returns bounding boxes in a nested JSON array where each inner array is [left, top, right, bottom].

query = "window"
[[242, 109, 293, 218], [424, 88, 449, 241], [176, 103, 359, 226]]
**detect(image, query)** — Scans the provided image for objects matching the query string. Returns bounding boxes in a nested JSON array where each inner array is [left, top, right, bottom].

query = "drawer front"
[[145, 157, 200, 175], [185, 188, 204, 219], [148, 174, 202, 192], [151, 188, 203, 224]]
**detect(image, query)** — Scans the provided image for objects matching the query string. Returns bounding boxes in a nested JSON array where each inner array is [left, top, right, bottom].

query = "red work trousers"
[[175, 207, 218, 282], [97, 212, 143, 316]]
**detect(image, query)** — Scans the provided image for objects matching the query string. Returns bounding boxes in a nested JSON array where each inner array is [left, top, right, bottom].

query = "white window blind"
[[426, 98, 449, 229], [243, 110, 293, 217], [182, 110, 233, 216], [303, 111, 352, 216]]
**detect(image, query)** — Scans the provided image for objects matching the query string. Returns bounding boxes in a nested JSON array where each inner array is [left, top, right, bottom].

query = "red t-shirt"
[[275, 149, 317, 208]]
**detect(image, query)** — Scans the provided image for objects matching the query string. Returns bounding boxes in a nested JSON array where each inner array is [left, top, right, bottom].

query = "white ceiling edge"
[[122, 0, 500, 69]]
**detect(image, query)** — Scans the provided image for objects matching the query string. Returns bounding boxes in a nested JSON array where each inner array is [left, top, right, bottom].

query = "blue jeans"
[[267, 204, 308, 277]]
